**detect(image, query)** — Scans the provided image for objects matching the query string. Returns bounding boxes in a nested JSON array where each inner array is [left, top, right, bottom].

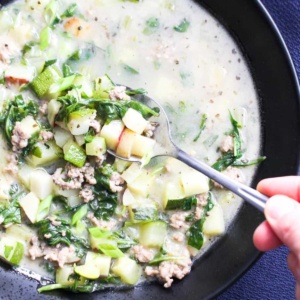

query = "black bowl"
[[0, 0, 299, 299]]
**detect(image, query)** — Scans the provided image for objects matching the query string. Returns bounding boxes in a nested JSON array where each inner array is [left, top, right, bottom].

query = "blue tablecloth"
[[218, 0, 300, 299]]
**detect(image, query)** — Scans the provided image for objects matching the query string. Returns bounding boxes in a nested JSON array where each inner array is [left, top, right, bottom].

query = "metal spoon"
[[107, 90, 268, 212]]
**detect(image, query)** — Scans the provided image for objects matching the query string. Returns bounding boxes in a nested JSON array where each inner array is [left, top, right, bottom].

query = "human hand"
[[253, 176, 300, 299]]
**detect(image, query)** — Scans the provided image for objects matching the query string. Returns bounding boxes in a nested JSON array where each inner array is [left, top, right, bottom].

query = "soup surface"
[[0, 0, 262, 292]]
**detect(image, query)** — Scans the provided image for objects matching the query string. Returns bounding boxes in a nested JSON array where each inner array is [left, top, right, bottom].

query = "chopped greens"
[[143, 17, 160, 35], [174, 18, 190, 32], [193, 113, 207, 142], [187, 193, 214, 250]]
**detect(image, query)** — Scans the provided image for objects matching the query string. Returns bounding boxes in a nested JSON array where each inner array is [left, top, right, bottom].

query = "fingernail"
[[265, 196, 296, 221]]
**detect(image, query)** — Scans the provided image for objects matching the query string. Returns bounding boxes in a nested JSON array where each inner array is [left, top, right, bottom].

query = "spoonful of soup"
[[106, 85, 268, 212]]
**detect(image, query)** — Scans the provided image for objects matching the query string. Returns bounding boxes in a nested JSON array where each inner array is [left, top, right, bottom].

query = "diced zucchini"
[[74, 134, 85, 146], [139, 221, 167, 247], [31, 65, 62, 99], [121, 162, 142, 184], [26, 140, 62, 167], [112, 256, 142, 285], [53, 127, 73, 148], [63, 139, 86, 167], [56, 265, 86, 286], [19, 192, 40, 223], [56, 265, 76, 286], [18, 164, 34, 189], [0, 236, 24, 266], [122, 188, 136, 206], [122, 108, 148, 134], [93, 74, 115, 98], [19, 115, 40, 137], [116, 129, 137, 159], [74, 251, 111, 279], [85, 136, 106, 157], [180, 170, 209, 197], [48, 99, 62, 126], [127, 170, 154, 197], [100, 120, 125, 150], [113, 158, 131, 173], [67, 109, 96, 135], [30, 168, 53, 199], [203, 205, 225, 236], [163, 181, 185, 209], [73, 75, 93, 97], [5, 225, 33, 243]]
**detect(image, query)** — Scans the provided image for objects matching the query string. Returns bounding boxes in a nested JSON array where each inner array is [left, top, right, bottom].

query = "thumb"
[[265, 195, 300, 254]]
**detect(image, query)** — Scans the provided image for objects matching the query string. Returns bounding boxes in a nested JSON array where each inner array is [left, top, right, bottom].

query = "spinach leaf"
[[187, 193, 214, 250], [90, 164, 118, 220], [60, 3, 77, 18], [0, 95, 38, 142], [149, 252, 185, 265], [0, 185, 24, 226], [122, 64, 139, 75], [35, 218, 89, 255], [193, 113, 207, 142]]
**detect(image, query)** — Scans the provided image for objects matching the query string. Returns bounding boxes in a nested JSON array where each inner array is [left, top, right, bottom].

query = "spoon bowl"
[[108, 88, 268, 212]]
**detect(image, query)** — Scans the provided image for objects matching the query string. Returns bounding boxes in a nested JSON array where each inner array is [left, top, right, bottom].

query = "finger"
[[265, 195, 300, 254], [257, 176, 300, 200], [253, 220, 282, 251]]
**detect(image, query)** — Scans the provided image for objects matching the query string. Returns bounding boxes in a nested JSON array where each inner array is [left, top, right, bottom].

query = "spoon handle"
[[176, 149, 268, 212]]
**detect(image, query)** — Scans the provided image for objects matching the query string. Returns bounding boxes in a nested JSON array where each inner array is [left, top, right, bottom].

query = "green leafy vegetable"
[[174, 18, 190, 32], [165, 196, 197, 211], [60, 3, 77, 18], [0, 185, 25, 226], [187, 193, 214, 250], [35, 218, 89, 255], [143, 17, 160, 35], [122, 64, 139, 74], [193, 113, 207, 142], [0, 95, 38, 143], [40, 26, 52, 50], [149, 252, 185, 265], [71, 204, 88, 225], [98, 243, 124, 258]]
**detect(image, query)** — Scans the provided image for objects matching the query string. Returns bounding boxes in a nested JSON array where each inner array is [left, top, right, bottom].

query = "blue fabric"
[[218, 1, 300, 299]]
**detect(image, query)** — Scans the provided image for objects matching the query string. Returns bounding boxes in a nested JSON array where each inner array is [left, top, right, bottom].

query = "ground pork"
[[196, 193, 209, 207], [169, 212, 189, 230], [213, 166, 244, 189], [145, 258, 192, 288], [28, 235, 79, 267], [39, 101, 48, 115], [109, 172, 124, 193], [11, 122, 31, 152], [52, 162, 96, 190], [172, 232, 185, 242], [109, 86, 130, 100], [43, 245, 79, 268], [132, 245, 155, 263], [87, 212, 116, 231], [220, 135, 234, 153], [39, 131, 54, 143], [48, 216, 61, 226], [3, 153, 18, 175], [95, 154, 106, 167], [79, 184, 94, 203], [143, 122, 157, 137], [89, 119, 101, 133], [28, 235, 44, 260]]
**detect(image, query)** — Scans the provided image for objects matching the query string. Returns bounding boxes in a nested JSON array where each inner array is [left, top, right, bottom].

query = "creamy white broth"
[[0, 0, 261, 290]]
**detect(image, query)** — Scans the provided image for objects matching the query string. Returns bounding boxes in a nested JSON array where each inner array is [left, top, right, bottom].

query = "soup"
[[0, 0, 262, 292]]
